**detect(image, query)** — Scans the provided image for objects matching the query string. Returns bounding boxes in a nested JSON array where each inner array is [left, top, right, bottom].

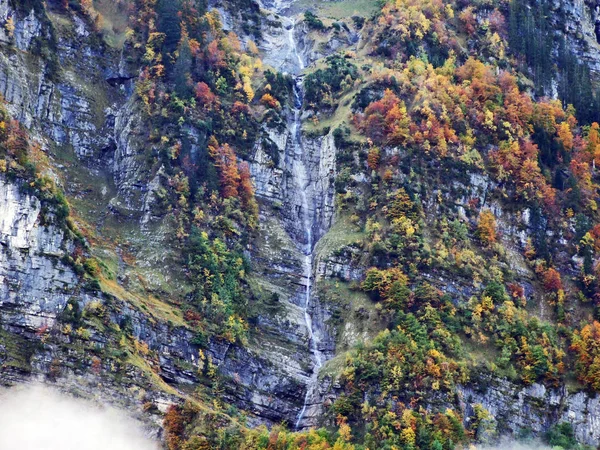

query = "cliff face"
[[0, 176, 76, 334], [0, 0, 190, 428], [4, 0, 600, 447], [459, 375, 600, 447], [0, 0, 342, 432], [560, 0, 600, 72]]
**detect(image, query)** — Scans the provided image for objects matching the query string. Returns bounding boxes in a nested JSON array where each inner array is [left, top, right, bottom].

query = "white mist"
[[478, 439, 552, 450], [0, 384, 159, 450]]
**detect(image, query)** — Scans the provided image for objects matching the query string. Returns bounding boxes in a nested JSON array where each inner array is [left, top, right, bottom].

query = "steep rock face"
[[279, 131, 337, 245], [254, 0, 359, 72], [0, 4, 196, 421], [260, 13, 308, 74], [251, 127, 337, 244], [0, 172, 192, 384], [4, 0, 600, 445], [0, 2, 96, 146], [209, 210, 317, 425], [0, 1, 152, 213], [560, 0, 600, 73], [224, 113, 339, 425], [0, 25, 55, 130], [0, 0, 42, 52], [0, 176, 76, 332], [0, 0, 319, 430], [0, 173, 206, 434], [111, 98, 153, 212], [459, 375, 600, 446], [241, 3, 340, 422], [316, 246, 365, 283]]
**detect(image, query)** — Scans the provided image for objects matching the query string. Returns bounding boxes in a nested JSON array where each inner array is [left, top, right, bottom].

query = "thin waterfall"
[[262, 3, 326, 430], [292, 78, 324, 430], [285, 21, 325, 430], [288, 18, 305, 71]]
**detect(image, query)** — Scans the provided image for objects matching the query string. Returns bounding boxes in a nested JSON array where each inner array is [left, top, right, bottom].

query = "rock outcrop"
[[0, 176, 76, 332], [4, 0, 600, 446], [459, 374, 600, 446]]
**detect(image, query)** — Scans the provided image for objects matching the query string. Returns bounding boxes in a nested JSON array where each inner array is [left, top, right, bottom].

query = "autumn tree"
[[586, 122, 600, 168], [238, 161, 258, 220], [194, 82, 217, 109], [476, 209, 496, 246], [208, 138, 240, 198], [362, 267, 410, 308], [355, 89, 410, 145], [4, 17, 15, 39], [459, 7, 477, 35], [490, 139, 556, 210], [542, 267, 562, 292], [79, 0, 94, 14], [571, 321, 600, 390], [260, 93, 280, 110], [367, 146, 381, 170], [163, 405, 184, 450], [557, 121, 574, 151]]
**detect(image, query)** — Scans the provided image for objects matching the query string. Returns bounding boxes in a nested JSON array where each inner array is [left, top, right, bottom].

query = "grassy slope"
[[296, 0, 380, 20]]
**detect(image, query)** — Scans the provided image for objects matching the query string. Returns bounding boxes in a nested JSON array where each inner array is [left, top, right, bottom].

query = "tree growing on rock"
[[571, 321, 600, 390], [208, 137, 240, 198], [476, 209, 497, 246], [367, 146, 381, 171]]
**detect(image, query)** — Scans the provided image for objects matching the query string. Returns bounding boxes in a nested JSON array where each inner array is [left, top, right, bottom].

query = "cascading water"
[[258, 0, 328, 429], [291, 77, 325, 430], [282, 17, 326, 430], [287, 18, 305, 72]]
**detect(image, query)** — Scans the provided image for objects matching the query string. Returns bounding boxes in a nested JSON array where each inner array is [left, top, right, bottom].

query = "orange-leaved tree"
[[571, 321, 600, 390], [208, 137, 240, 198], [476, 209, 496, 246], [355, 89, 410, 146]]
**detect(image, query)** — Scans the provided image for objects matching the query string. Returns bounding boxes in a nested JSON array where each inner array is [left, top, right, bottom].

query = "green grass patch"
[[100, 277, 186, 328], [0, 329, 37, 372], [317, 279, 384, 352], [319, 349, 352, 379], [93, 0, 130, 49], [296, 0, 380, 20], [304, 88, 366, 142], [315, 214, 365, 260]]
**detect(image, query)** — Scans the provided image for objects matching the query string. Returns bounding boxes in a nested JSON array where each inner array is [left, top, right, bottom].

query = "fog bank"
[[478, 439, 552, 450], [0, 384, 159, 450]]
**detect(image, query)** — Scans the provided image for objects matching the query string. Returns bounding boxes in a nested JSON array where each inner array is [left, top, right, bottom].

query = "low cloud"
[[0, 384, 159, 450], [477, 439, 551, 450]]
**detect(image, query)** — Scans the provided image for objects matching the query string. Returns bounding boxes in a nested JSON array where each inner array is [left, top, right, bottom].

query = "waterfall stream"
[[257, 0, 328, 429], [291, 76, 325, 430], [284, 15, 325, 431]]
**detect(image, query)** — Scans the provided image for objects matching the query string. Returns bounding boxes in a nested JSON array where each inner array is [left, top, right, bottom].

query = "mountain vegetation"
[[3, 0, 600, 448]]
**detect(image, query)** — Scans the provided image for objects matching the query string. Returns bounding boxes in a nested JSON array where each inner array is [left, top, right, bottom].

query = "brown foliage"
[[355, 89, 409, 145], [208, 138, 240, 198], [367, 146, 381, 170], [542, 267, 562, 292], [194, 82, 217, 109], [164, 405, 185, 450]]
